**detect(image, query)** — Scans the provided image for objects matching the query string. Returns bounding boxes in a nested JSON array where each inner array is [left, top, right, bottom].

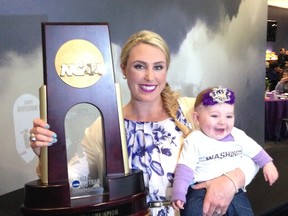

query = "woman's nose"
[[144, 69, 154, 81]]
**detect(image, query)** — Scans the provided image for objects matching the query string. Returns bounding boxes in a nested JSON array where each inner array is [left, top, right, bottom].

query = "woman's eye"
[[154, 65, 164, 70], [134, 64, 144, 70]]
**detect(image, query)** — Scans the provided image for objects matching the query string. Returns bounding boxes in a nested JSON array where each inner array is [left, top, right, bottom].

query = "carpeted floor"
[[247, 140, 288, 216]]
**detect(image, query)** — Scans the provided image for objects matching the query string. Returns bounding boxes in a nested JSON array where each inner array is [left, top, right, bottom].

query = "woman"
[[30, 30, 258, 216], [275, 67, 288, 94]]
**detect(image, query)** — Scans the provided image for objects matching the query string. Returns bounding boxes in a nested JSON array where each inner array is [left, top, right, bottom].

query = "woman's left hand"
[[192, 169, 244, 216]]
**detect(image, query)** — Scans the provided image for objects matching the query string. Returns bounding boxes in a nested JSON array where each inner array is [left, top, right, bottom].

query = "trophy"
[[22, 23, 148, 216]]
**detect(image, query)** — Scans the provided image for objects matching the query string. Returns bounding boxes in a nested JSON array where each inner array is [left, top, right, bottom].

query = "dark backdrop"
[[267, 5, 288, 52]]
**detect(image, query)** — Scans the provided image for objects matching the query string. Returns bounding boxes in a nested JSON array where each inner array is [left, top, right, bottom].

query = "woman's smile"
[[139, 84, 157, 93]]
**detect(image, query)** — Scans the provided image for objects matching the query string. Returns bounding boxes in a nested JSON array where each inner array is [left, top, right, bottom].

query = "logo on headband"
[[202, 86, 235, 106]]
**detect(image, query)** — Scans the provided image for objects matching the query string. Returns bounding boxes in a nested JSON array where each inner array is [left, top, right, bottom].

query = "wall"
[[0, 0, 267, 196], [267, 5, 288, 52]]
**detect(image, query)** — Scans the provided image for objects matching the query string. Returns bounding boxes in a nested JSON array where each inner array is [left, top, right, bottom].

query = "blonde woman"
[[30, 30, 258, 216]]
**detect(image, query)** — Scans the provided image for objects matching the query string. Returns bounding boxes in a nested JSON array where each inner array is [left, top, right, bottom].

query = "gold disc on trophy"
[[55, 39, 105, 88]]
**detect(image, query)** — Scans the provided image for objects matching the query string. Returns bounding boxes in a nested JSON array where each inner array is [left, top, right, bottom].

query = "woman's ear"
[[120, 64, 126, 78], [120, 63, 125, 72]]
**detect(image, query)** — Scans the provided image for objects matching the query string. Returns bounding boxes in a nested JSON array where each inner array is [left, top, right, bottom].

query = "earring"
[[123, 75, 126, 79]]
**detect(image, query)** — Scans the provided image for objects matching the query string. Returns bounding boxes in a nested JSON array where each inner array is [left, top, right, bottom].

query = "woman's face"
[[122, 43, 167, 103]]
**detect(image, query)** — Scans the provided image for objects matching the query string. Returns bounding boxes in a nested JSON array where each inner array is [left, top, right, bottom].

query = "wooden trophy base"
[[22, 170, 148, 216]]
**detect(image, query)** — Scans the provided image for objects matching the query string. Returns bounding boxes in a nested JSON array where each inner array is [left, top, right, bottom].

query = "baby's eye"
[[227, 115, 234, 119], [211, 114, 218, 118]]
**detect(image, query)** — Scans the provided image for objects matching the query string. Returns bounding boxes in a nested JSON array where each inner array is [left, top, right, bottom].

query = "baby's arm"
[[252, 149, 278, 185], [263, 161, 279, 186], [171, 164, 194, 211]]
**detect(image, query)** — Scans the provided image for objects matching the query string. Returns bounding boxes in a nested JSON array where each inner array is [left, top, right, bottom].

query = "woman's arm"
[[192, 169, 240, 216], [192, 157, 259, 216], [30, 117, 105, 182], [275, 82, 284, 93], [237, 154, 259, 187]]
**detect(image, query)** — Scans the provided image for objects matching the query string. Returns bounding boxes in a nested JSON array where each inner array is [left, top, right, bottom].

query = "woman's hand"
[[192, 168, 244, 216], [280, 76, 288, 84], [29, 118, 57, 156]]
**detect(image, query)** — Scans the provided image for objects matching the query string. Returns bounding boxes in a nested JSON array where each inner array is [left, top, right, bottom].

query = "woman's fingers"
[[33, 126, 56, 139], [32, 118, 49, 128], [29, 118, 57, 157], [30, 133, 57, 147]]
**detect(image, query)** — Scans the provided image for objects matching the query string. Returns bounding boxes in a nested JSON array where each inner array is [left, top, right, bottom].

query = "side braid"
[[161, 83, 191, 137]]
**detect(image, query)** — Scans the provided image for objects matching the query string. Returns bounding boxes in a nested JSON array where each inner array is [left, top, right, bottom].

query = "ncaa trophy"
[[22, 23, 148, 215]]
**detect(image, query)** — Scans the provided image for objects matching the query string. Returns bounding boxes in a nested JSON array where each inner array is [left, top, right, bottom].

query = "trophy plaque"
[[22, 23, 148, 215]]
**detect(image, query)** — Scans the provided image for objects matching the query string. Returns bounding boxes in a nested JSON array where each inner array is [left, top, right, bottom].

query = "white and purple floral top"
[[125, 107, 191, 216]]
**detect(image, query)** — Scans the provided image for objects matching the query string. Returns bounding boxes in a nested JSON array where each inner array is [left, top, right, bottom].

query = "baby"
[[172, 86, 278, 216]]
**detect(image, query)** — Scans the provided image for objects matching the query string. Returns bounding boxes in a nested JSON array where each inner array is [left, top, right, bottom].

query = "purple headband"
[[202, 86, 235, 106]]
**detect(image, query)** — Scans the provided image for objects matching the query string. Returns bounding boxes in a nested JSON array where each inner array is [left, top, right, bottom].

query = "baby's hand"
[[172, 200, 184, 211], [263, 162, 279, 186]]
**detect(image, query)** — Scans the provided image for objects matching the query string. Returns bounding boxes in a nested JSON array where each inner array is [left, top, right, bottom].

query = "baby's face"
[[194, 103, 235, 140]]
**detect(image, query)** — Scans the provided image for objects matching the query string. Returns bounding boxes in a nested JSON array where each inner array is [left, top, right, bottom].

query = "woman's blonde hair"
[[120, 30, 190, 137], [120, 30, 170, 69]]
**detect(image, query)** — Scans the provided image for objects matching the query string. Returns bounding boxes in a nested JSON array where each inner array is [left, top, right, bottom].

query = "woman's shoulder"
[[178, 96, 196, 111], [178, 96, 196, 105], [178, 97, 196, 130]]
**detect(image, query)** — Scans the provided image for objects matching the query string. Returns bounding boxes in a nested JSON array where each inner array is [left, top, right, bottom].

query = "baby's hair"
[[194, 88, 212, 110]]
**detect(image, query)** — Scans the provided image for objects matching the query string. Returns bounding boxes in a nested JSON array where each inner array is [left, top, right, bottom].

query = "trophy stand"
[[22, 23, 148, 216]]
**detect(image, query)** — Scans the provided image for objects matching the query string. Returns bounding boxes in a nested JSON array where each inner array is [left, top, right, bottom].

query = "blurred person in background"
[[266, 62, 282, 91], [275, 67, 288, 94], [277, 48, 286, 69]]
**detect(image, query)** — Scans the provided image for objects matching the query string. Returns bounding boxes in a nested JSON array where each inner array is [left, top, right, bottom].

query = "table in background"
[[265, 99, 288, 141]]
